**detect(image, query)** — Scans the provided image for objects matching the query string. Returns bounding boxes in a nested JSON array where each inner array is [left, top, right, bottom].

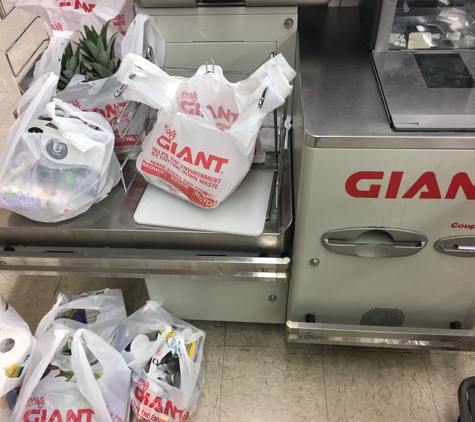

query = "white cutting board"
[[134, 170, 274, 236]]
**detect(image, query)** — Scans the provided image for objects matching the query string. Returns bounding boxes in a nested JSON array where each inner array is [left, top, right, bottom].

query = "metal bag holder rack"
[[0, 0, 14, 19], [114, 53, 290, 218], [5, 15, 49, 92]]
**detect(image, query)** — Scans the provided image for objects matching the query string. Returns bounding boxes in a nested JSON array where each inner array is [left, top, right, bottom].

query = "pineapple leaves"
[[89, 62, 113, 79], [83, 40, 101, 63], [100, 20, 110, 52], [59, 21, 121, 90], [106, 33, 118, 59], [107, 57, 120, 72]]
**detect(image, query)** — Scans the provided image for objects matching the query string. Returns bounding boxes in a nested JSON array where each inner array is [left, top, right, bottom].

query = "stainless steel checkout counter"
[[3, 1, 475, 349]]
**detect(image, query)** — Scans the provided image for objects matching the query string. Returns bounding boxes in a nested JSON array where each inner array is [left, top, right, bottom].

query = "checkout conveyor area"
[[2, 1, 475, 348]]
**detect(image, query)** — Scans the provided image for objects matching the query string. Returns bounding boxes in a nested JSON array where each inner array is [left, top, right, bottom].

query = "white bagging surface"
[[134, 170, 274, 236]]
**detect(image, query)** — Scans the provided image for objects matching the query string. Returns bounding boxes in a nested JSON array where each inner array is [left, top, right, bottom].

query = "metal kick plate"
[[286, 321, 475, 351]]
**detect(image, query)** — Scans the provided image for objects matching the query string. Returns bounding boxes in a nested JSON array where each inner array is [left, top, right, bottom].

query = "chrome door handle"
[[435, 237, 475, 257], [322, 228, 427, 258]]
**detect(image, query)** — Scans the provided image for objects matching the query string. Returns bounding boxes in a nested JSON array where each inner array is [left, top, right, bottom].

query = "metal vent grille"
[[360, 308, 405, 327]]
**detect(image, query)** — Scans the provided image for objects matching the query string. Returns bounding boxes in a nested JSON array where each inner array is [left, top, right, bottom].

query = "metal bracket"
[[0, 0, 14, 19], [5, 16, 49, 77]]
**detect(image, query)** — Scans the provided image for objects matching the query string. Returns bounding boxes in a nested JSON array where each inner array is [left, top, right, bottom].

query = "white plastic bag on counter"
[[12, 327, 131, 422], [8, 0, 127, 35], [56, 75, 150, 159], [33, 30, 76, 82], [56, 12, 166, 159], [115, 53, 296, 208], [0, 295, 36, 422], [114, 300, 205, 422], [110, 1, 135, 36], [0, 74, 120, 223], [35, 289, 126, 345], [121, 11, 166, 69]]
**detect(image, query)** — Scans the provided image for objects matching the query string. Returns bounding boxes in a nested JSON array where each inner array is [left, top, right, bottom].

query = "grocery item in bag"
[[115, 301, 205, 422], [55, 12, 166, 159], [0, 295, 36, 422], [57, 75, 150, 159], [0, 73, 120, 223], [115, 53, 296, 208], [12, 327, 131, 422]]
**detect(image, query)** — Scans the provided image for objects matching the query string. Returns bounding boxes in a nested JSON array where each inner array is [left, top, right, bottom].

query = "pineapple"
[[58, 42, 81, 91], [57, 20, 121, 91], [78, 20, 121, 82]]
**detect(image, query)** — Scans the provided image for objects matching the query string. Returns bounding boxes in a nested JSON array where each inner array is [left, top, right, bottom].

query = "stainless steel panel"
[[0, 158, 292, 253], [434, 236, 475, 257], [286, 321, 475, 350], [0, 250, 290, 281], [322, 227, 427, 257], [146, 277, 289, 323], [297, 7, 475, 148]]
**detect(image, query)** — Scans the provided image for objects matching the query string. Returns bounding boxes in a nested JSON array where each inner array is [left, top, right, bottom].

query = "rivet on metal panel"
[[309, 258, 320, 267], [268, 295, 277, 302], [284, 18, 294, 29]]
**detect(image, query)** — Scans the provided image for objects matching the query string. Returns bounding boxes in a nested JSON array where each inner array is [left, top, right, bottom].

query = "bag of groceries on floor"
[[0, 72, 120, 223], [12, 327, 131, 422], [0, 295, 35, 422], [54, 12, 166, 159], [35, 289, 127, 346], [115, 53, 296, 208], [8, 0, 127, 35], [114, 300, 205, 422]]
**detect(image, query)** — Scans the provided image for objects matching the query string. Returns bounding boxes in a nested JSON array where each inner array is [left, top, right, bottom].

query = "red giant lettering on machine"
[[345, 171, 475, 199]]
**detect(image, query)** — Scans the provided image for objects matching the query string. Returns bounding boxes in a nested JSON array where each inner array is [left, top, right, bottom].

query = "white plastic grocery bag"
[[56, 75, 150, 159], [0, 296, 36, 422], [56, 12, 166, 159], [9, 0, 127, 35], [33, 31, 76, 82], [35, 289, 127, 345], [114, 300, 205, 422], [12, 327, 131, 422], [0, 74, 120, 223], [121, 12, 166, 69], [115, 53, 296, 208]]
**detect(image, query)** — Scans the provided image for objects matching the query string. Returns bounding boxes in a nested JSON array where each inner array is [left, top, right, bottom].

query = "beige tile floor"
[[0, 7, 474, 422]]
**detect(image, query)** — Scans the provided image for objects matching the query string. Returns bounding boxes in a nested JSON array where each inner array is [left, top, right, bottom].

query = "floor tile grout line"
[[321, 349, 331, 422], [421, 353, 443, 422], [223, 321, 228, 347], [217, 346, 226, 422]]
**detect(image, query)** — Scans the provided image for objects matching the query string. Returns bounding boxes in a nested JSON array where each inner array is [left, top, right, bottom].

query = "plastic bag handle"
[[34, 293, 68, 339], [0, 73, 58, 183], [71, 329, 116, 422], [11, 328, 70, 422], [46, 100, 114, 153]]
